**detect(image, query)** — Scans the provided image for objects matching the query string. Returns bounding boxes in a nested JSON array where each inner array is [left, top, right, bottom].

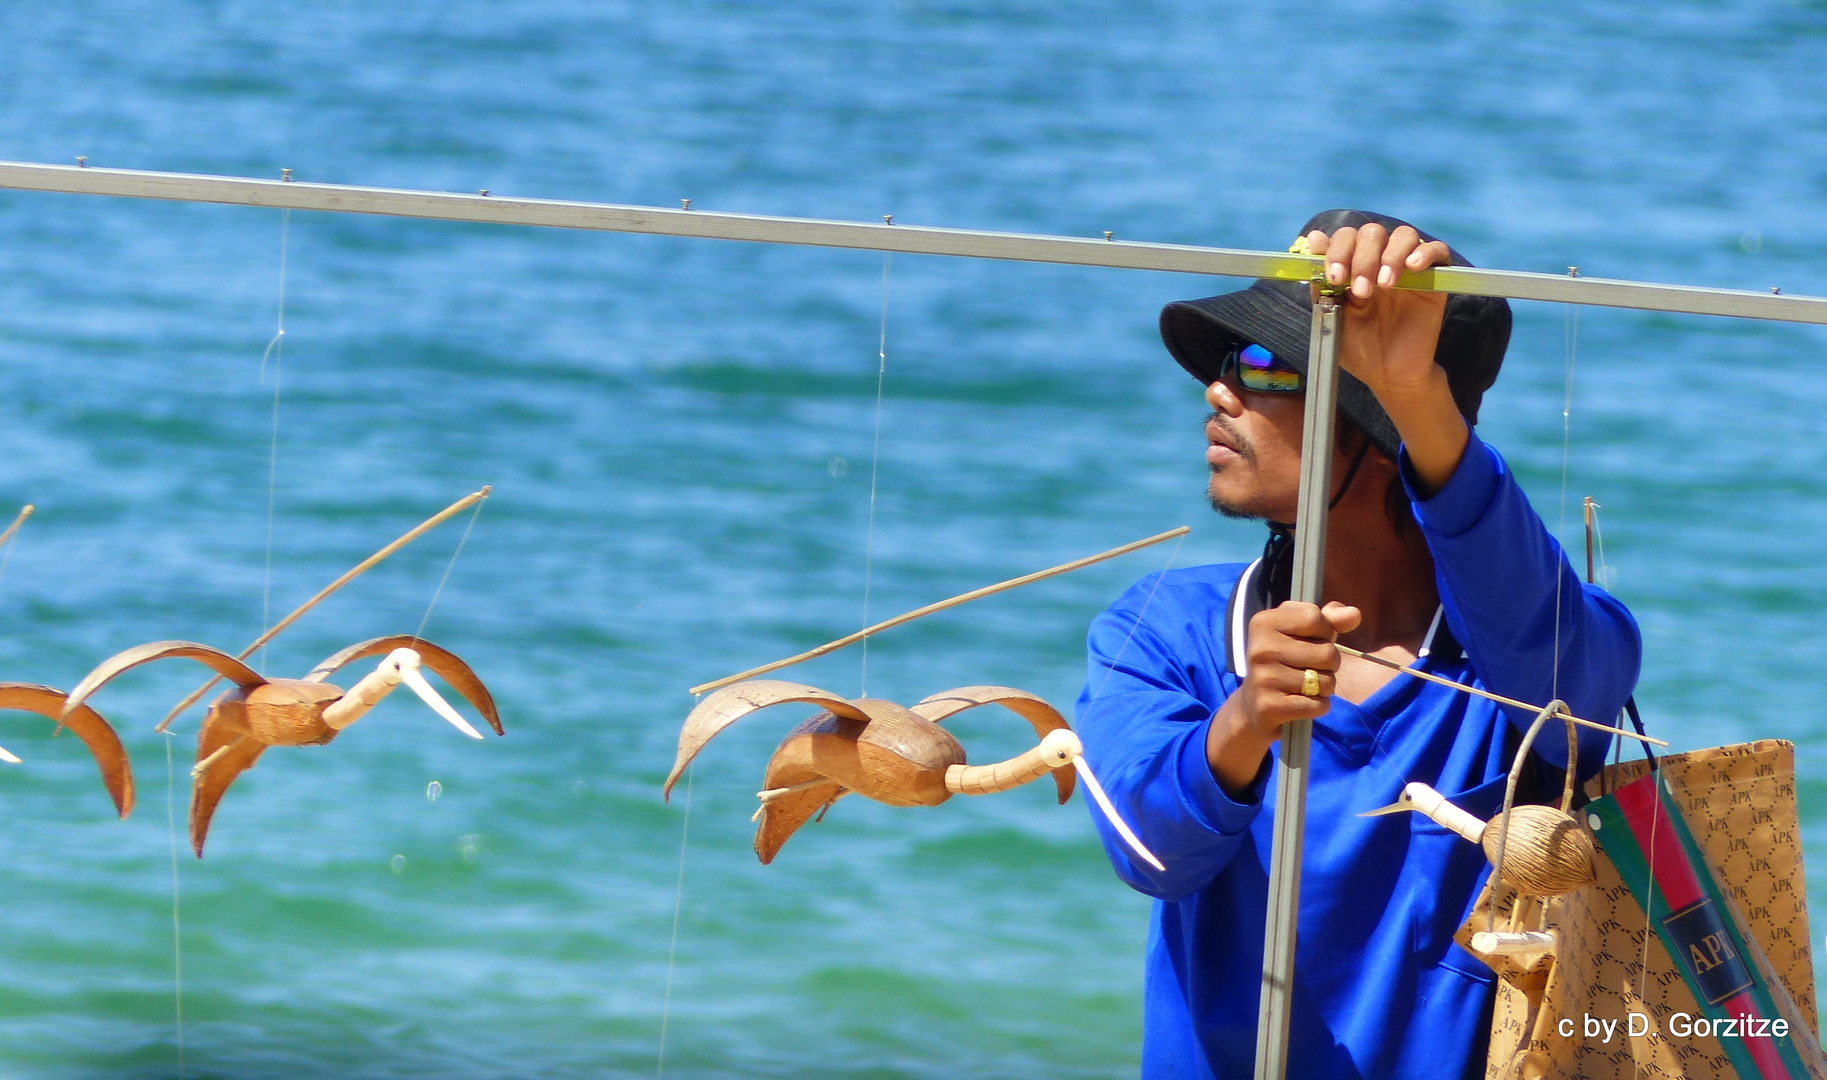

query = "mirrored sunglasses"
[[1217, 343, 1303, 393]]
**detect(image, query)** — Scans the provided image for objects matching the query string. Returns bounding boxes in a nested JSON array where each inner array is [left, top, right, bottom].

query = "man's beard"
[[1208, 489, 1263, 520], [1205, 412, 1269, 520]]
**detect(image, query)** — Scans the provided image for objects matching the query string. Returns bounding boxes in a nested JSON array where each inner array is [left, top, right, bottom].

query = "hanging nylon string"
[[1544, 309, 1655, 1080], [1590, 500, 1612, 592], [411, 496, 485, 645], [158, 204, 292, 1074], [1551, 331, 1658, 1080], [1551, 297, 1580, 702], [1590, 499, 1631, 779], [258, 208, 292, 674], [164, 734, 186, 1078], [858, 251, 891, 696], [1587, 495, 1664, 1080], [656, 766, 692, 1078], [1084, 532, 1187, 707]]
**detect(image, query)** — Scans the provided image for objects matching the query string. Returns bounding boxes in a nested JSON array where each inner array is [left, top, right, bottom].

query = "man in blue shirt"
[[1075, 210, 1641, 1079]]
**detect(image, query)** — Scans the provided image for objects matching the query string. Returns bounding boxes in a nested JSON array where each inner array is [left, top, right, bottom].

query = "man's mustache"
[[1206, 412, 1254, 464]]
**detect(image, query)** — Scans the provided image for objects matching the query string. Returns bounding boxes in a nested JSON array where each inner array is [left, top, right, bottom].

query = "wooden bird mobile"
[[63, 635, 500, 855], [665, 679, 1161, 869], [1359, 781, 1596, 896], [0, 683, 134, 818]]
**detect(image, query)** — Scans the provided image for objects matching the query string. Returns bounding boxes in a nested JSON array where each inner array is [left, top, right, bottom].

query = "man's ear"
[[1336, 421, 1399, 472], [1334, 418, 1369, 457]]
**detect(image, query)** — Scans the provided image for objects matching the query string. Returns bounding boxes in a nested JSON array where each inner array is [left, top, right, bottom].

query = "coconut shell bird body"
[[667, 679, 1161, 869], [64, 635, 500, 855], [1361, 781, 1597, 896]]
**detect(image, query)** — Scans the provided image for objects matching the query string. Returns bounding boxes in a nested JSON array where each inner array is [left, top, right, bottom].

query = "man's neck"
[[1313, 462, 1439, 654]]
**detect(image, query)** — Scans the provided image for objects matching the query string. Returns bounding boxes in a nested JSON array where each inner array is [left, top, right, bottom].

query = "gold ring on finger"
[[1300, 668, 1321, 697]]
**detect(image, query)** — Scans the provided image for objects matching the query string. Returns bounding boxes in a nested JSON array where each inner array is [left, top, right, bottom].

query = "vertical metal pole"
[[1252, 288, 1344, 1080]]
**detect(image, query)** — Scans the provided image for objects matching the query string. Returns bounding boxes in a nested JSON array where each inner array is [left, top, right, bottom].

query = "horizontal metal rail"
[[3, 160, 1825, 325]]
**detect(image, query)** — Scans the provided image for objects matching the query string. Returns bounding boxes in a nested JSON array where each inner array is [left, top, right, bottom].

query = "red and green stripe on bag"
[[1588, 772, 1812, 1079]]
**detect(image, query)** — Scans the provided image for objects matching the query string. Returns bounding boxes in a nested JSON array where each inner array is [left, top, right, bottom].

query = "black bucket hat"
[[1159, 209, 1511, 461]]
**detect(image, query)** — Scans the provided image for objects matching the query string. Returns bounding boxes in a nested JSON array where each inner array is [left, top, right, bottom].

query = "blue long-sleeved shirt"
[[1075, 434, 1640, 1080]]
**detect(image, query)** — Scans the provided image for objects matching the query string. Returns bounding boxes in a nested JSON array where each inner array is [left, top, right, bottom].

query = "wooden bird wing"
[[755, 785, 845, 864], [0, 683, 134, 818], [911, 686, 1076, 804], [187, 703, 270, 857], [753, 742, 846, 865], [303, 635, 503, 735], [666, 680, 873, 800], [65, 641, 265, 718]]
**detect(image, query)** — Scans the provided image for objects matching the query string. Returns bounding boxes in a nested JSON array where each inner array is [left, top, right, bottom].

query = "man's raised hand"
[[1305, 223, 1469, 495], [1305, 223, 1452, 396]]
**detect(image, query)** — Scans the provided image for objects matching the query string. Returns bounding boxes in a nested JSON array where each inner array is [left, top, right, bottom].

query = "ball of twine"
[[1482, 805, 1596, 896]]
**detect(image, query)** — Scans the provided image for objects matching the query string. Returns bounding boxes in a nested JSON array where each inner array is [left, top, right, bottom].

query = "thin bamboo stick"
[[689, 526, 1190, 696], [0, 505, 34, 550], [1334, 643, 1667, 747], [154, 487, 490, 732]]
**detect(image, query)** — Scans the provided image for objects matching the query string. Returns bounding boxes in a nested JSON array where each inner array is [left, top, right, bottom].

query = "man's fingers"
[[1348, 223, 1387, 299], [1324, 224, 1452, 281], [1256, 603, 1360, 648], [1378, 227, 1421, 287], [1321, 602, 1362, 635], [1278, 669, 1335, 699], [1256, 601, 1336, 642], [1262, 688, 1333, 727], [1406, 238, 1453, 272], [1324, 227, 1358, 287], [1252, 696, 1319, 731], [1247, 635, 1338, 675]]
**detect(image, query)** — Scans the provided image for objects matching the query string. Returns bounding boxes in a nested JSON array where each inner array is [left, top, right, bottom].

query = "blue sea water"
[[1, 3, 1826, 1076]]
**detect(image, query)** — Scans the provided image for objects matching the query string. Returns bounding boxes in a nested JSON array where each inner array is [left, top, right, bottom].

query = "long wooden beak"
[[64, 641, 267, 720], [320, 648, 485, 738], [667, 680, 873, 800], [0, 683, 134, 817], [911, 685, 1076, 805], [1356, 781, 1486, 845], [1357, 784, 1429, 818], [305, 636, 501, 735]]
